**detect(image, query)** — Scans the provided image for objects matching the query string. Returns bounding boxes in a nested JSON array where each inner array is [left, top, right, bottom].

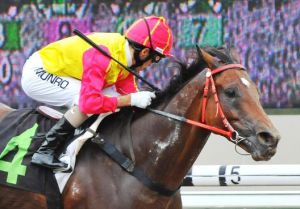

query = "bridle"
[[148, 63, 248, 148], [201, 63, 246, 141], [200, 63, 249, 155]]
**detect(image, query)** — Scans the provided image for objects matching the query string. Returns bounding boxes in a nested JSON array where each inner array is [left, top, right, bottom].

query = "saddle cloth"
[[0, 107, 133, 209], [0, 108, 62, 209]]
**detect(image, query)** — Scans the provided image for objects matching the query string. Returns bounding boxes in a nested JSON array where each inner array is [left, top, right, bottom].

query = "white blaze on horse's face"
[[241, 77, 250, 87]]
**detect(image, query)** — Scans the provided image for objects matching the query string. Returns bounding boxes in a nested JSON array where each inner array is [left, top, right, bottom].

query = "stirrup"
[[31, 153, 68, 169], [54, 154, 72, 173], [53, 166, 72, 173]]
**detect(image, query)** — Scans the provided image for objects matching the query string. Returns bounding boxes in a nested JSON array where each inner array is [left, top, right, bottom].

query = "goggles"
[[151, 52, 165, 63]]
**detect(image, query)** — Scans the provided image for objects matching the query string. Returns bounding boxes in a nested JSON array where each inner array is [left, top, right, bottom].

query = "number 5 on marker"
[[231, 166, 241, 184]]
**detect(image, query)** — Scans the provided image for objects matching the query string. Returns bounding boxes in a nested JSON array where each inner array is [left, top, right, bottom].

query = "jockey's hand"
[[130, 91, 156, 109]]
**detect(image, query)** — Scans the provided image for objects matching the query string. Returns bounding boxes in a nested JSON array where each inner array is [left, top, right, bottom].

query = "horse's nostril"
[[258, 132, 279, 147]]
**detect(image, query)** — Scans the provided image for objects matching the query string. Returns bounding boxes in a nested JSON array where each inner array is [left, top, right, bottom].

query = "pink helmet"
[[125, 16, 173, 57]]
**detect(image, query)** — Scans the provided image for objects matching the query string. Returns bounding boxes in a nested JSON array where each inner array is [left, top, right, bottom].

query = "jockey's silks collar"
[[125, 40, 132, 67]]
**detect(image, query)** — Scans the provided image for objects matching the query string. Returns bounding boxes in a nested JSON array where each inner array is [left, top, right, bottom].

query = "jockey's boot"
[[31, 117, 75, 170]]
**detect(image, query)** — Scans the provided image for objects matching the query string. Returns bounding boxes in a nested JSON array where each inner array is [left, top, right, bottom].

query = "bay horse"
[[0, 46, 280, 209]]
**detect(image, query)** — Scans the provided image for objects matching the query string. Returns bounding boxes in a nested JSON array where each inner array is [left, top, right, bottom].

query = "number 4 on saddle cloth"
[[0, 106, 134, 209], [0, 108, 62, 209]]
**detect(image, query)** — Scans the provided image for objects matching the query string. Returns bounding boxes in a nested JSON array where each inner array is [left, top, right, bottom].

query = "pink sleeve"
[[79, 46, 118, 114], [115, 74, 139, 95]]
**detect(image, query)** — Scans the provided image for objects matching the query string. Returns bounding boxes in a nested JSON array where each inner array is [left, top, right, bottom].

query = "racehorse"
[[0, 46, 280, 209]]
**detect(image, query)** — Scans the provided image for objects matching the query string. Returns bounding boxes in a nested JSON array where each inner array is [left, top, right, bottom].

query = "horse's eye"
[[224, 88, 238, 98]]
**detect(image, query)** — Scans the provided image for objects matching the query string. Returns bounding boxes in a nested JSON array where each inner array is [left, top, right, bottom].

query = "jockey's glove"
[[131, 91, 156, 109]]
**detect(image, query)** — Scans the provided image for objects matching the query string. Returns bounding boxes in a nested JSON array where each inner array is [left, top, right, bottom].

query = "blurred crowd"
[[0, 0, 299, 108], [224, 0, 300, 107]]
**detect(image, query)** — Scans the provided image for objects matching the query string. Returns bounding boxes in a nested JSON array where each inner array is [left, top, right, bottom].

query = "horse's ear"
[[196, 46, 219, 69], [195, 45, 202, 58], [230, 48, 242, 64]]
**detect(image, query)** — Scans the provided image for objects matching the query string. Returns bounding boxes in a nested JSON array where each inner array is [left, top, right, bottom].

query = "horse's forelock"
[[202, 46, 235, 64]]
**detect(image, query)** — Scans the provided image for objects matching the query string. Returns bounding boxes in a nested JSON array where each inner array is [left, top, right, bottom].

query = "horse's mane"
[[152, 46, 237, 106]]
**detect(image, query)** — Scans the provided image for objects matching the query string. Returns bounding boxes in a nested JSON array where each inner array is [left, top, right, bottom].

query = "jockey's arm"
[[80, 47, 119, 114], [80, 47, 155, 114]]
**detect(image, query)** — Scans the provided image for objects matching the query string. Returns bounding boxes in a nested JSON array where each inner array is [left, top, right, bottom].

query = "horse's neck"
[[132, 75, 211, 190]]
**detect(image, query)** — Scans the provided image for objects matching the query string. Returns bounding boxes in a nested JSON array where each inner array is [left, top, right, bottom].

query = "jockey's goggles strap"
[[143, 17, 155, 51], [130, 48, 146, 69], [143, 17, 164, 62], [73, 29, 160, 92]]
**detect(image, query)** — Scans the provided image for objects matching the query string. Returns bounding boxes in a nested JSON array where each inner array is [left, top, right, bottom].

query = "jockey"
[[21, 16, 173, 171]]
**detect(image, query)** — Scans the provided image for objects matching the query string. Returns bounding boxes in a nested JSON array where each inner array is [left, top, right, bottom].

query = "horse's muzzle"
[[251, 131, 281, 161]]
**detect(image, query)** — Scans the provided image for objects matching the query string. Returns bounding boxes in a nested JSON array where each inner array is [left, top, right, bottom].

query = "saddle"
[[54, 107, 136, 191], [36, 106, 64, 120]]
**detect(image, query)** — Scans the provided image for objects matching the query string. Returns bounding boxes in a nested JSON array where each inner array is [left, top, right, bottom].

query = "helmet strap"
[[131, 48, 153, 69], [131, 49, 144, 68]]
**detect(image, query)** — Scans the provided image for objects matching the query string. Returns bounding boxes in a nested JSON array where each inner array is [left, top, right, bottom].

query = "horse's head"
[[198, 46, 280, 161]]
